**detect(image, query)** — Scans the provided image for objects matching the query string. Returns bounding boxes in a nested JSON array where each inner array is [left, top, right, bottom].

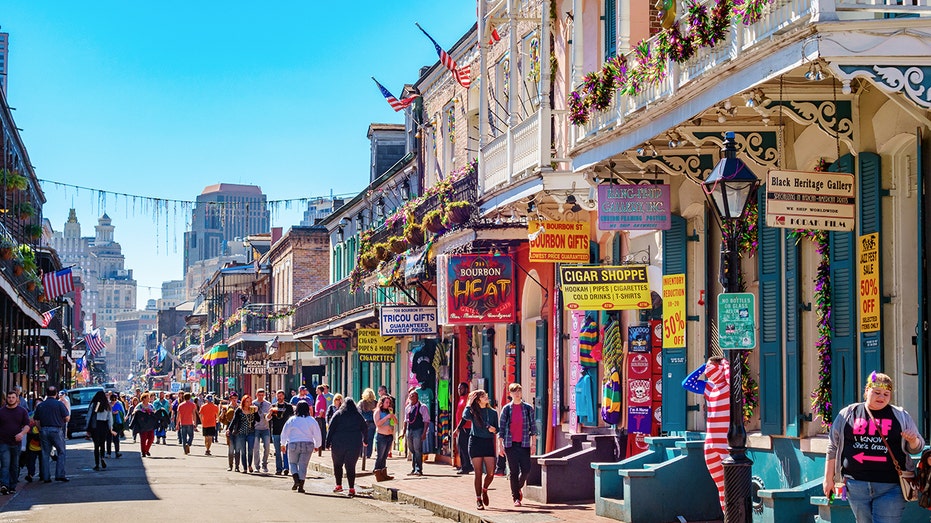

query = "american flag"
[[85, 330, 106, 357], [373, 78, 419, 112], [488, 26, 501, 45], [40, 309, 55, 328], [416, 24, 471, 88], [42, 267, 74, 300]]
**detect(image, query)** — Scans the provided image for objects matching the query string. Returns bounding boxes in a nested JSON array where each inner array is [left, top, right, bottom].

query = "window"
[[444, 103, 456, 173], [604, 0, 617, 60]]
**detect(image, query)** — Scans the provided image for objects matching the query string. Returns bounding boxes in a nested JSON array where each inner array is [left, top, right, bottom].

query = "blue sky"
[[2, 1, 475, 306]]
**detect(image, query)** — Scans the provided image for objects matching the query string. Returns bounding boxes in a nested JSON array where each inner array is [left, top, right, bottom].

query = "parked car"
[[63, 386, 104, 439]]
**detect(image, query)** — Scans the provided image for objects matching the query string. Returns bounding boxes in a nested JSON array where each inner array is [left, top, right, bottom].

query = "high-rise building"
[[157, 280, 186, 310], [0, 32, 8, 96], [183, 184, 270, 278], [299, 196, 343, 226], [49, 210, 137, 348]]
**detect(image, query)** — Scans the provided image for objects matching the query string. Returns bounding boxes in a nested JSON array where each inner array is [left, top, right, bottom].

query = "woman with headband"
[[824, 372, 924, 522]]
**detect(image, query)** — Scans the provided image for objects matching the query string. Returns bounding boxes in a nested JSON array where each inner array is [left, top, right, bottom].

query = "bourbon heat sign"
[[437, 254, 516, 325]]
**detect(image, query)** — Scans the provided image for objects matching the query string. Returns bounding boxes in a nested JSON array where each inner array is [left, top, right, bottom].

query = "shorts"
[[202, 426, 217, 438], [468, 435, 496, 458]]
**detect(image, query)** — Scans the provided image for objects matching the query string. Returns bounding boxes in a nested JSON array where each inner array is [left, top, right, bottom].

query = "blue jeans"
[[288, 441, 314, 480], [407, 428, 424, 473], [365, 423, 376, 459], [846, 478, 906, 523], [253, 429, 270, 470], [374, 433, 393, 470], [179, 425, 194, 447], [272, 434, 288, 473], [234, 433, 255, 470], [0, 443, 21, 489], [39, 427, 66, 481]]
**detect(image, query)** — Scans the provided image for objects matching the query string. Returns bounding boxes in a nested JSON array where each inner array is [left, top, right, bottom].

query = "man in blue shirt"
[[33, 387, 70, 483], [152, 392, 171, 444]]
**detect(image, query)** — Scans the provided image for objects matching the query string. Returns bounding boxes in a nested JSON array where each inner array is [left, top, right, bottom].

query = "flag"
[[40, 309, 55, 328], [487, 26, 501, 45], [416, 23, 471, 88], [199, 344, 229, 366], [157, 344, 167, 363], [373, 78, 419, 112], [42, 268, 74, 300], [85, 330, 106, 357]]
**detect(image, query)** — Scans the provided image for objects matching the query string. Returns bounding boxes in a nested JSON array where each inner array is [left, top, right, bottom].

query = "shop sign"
[[597, 184, 671, 231], [528, 220, 590, 262], [404, 246, 429, 285], [438, 254, 516, 325], [71, 349, 86, 359], [243, 361, 267, 375], [628, 406, 652, 433], [267, 360, 289, 375], [858, 233, 881, 332], [662, 274, 686, 348], [357, 328, 397, 363], [379, 306, 437, 336], [717, 293, 756, 350], [312, 335, 350, 357], [559, 265, 652, 311], [765, 169, 856, 231]]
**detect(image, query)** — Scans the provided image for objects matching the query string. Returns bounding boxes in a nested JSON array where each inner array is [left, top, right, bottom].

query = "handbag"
[[866, 407, 920, 502]]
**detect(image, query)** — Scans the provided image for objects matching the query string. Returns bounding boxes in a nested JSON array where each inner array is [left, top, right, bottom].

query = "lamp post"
[[702, 131, 761, 523]]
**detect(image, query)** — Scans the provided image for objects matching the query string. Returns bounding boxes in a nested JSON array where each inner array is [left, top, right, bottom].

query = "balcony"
[[481, 109, 545, 194], [292, 278, 378, 335], [570, 0, 929, 152]]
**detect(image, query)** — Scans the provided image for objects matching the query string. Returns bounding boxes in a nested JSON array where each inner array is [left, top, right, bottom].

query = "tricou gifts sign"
[[438, 254, 516, 325]]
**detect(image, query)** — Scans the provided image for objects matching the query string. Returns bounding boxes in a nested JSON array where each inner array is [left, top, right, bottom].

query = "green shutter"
[[784, 232, 801, 437], [829, 154, 858, 411], [859, 152, 883, 383], [604, 0, 617, 60], [662, 215, 687, 432], [352, 351, 361, 399], [918, 131, 929, 436], [758, 189, 783, 435]]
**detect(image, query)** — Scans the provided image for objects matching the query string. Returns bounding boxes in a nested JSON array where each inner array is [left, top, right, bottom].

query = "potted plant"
[[423, 209, 447, 234], [388, 235, 409, 254], [25, 224, 43, 241], [445, 201, 474, 225], [11, 252, 24, 277], [0, 169, 28, 191], [404, 222, 425, 247], [17, 244, 36, 274], [360, 252, 379, 271], [14, 202, 35, 221], [0, 236, 13, 261], [372, 242, 392, 262], [25, 273, 40, 292]]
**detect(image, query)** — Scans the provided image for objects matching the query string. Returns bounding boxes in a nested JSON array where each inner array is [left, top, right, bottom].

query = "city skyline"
[[3, 1, 476, 308]]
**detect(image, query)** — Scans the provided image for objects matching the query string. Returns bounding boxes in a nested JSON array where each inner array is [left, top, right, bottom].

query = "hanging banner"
[[765, 169, 856, 231], [858, 233, 881, 332], [357, 328, 397, 363], [559, 265, 652, 310], [717, 293, 757, 350], [662, 274, 687, 348], [597, 184, 671, 231], [312, 335, 350, 357], [379, 306, 437, 336], [528, 220, 591, 263], [440, 253, 516, 325]]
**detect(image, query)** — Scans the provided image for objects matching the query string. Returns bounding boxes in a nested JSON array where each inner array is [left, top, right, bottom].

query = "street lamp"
[[702, 131, 760, 523]]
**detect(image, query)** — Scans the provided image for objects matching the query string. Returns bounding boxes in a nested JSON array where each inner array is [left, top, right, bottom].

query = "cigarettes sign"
[[357, 328, 397, 363], [559, 265, 653, 311], [765, 169, 855, 231]]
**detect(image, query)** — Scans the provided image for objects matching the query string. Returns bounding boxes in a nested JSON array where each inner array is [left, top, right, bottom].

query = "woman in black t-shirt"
[[824, 372, 924, 522]]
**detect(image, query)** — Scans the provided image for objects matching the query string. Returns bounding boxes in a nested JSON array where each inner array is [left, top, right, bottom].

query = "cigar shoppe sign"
[[438, 254, 516, 325]]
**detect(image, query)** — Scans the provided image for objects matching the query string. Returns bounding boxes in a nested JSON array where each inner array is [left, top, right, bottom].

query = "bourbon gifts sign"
[[438, 253, 516, 325]]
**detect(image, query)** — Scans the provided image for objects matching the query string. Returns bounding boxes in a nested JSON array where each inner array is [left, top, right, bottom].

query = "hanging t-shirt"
[[575, 372, 596, 425], [416, 387, 434, 416], [841, 404, 905, 484], [437, 380, 450, 411]]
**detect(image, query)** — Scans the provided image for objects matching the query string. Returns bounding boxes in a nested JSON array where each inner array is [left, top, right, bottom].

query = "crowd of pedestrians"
[[0, 381, 535, 511]]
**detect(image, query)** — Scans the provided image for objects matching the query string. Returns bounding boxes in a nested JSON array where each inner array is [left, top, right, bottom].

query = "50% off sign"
[[858, 233, 881, 332]]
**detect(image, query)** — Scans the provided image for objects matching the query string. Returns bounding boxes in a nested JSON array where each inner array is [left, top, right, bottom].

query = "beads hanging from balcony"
[[568, 0, 774, 126]]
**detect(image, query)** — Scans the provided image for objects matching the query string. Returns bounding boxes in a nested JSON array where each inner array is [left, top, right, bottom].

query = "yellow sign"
[[662, 274, 686, 348], [357, 328, 397, 362], [528, 220, 591, 263], [558, 265, 652, 311], [858, 233, 880, 333]]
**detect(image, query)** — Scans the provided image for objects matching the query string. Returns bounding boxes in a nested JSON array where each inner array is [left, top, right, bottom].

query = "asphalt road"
[[0, 432, 448, 523]]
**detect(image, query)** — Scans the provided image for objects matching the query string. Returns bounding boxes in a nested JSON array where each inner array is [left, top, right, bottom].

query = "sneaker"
[[514, 499, 522, 507], [205, 450, 211, 456], [93, 466, 100, 471], [348, 488, 355, 497], [55, 477, 69, 482], [24, 475, 32, 483], [116, 453, 122, 458], [333, 485, 343, 493], [1, 485, 8, 495], [262, 468, 268, 474], [283, 469, 289, 475]]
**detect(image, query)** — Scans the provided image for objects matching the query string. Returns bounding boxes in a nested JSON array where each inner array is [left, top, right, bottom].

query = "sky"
[[2, 1, 476, 307]]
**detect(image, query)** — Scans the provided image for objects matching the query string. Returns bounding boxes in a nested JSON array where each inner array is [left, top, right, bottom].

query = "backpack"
[[917, 448, 931, 509]]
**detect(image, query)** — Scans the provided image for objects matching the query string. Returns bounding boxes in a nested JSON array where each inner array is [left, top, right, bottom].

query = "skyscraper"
[[0, 32, 8, 96], [183, 184, 270, 274]]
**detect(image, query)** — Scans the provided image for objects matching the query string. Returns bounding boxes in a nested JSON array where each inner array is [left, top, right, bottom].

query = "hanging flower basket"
[[423, 209, 447, 234], [11, 261, 23, 277], [360, 252, 379, 271], [25, 280, 36, 292], [0, 246, 12, 261], [25, 224, 43, 241], [445, 201, 473, 225], [373, 243, 392, 262], [388, 236, 409, 254], [14, 202, 35, 221], [405, 223, 425, 247], [0, 170, 28, 191]]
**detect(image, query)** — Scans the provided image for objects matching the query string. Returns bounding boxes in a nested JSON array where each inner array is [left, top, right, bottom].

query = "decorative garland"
[[787, 158, 833, 428], [568, 0, 773, 125], [739, 351, 758, 423]]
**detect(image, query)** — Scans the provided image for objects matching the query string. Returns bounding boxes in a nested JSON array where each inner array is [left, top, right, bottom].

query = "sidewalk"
[[306, 447, 616, 523]]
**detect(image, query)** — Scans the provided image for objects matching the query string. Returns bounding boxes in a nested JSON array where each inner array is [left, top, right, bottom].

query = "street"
[[0, 432, 448, 523]]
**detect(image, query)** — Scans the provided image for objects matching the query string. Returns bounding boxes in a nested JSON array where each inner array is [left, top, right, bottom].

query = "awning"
[[40, 328, 65, 349], [228, 332, 295, 348]]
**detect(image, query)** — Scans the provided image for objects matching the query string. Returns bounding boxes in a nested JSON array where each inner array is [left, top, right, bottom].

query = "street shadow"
[[1, 444, 159, 511]]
